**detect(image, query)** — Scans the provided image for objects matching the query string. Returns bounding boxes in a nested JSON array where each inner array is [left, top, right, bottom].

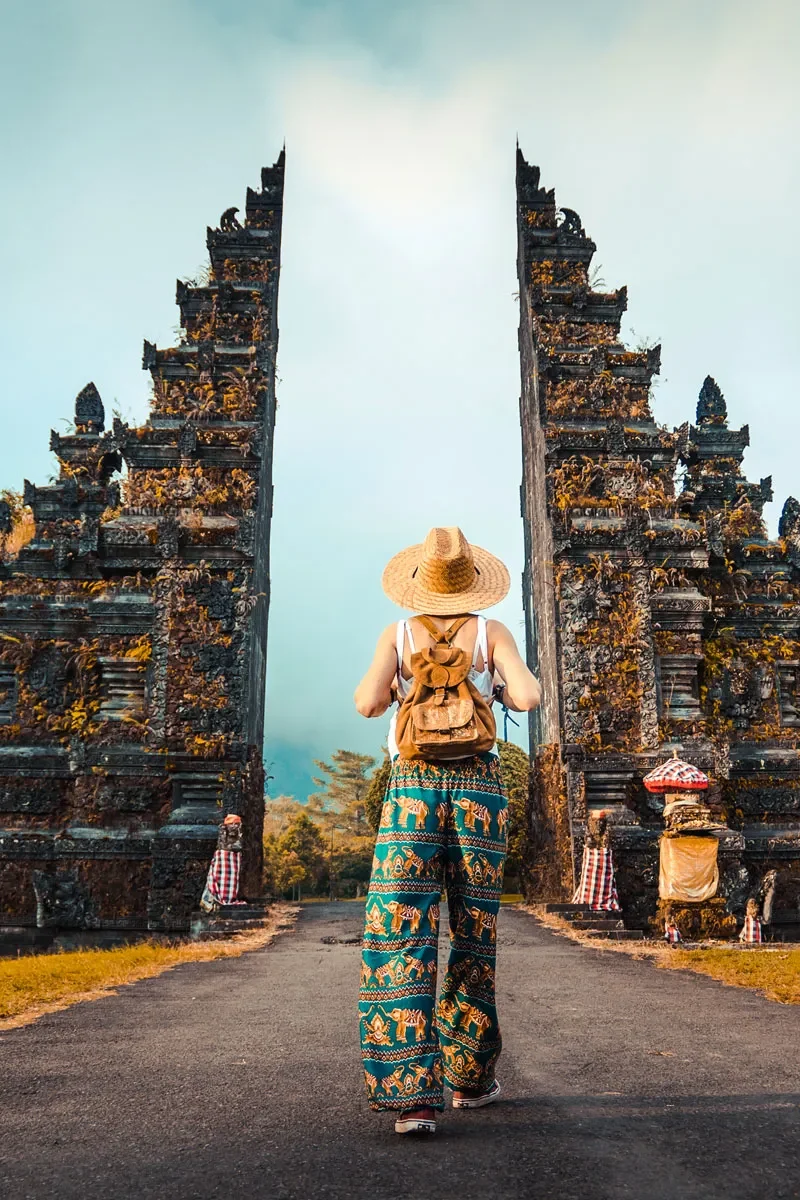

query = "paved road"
[[1, 904, 799, 1200]]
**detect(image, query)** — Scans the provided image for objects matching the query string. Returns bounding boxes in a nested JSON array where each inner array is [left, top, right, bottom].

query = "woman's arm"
[[354, 624, 398, 717], [488, 620, 541, 712]]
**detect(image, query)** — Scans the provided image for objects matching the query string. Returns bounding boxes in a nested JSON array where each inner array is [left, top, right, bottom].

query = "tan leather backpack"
[[394, 616, 496, 762]]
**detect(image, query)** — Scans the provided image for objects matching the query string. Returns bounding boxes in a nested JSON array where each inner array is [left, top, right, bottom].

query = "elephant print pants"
[[360, 753, 507, 1112]]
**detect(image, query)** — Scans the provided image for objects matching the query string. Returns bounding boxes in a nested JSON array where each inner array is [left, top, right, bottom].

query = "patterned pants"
[[360, 753, 507, 1112]]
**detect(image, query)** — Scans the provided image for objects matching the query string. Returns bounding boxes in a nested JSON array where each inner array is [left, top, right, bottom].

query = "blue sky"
[[1, 1, 798, 799]]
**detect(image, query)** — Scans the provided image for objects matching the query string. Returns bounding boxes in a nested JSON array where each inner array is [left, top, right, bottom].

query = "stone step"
[[189, 910, 271, 940], [195, 917, 267, 931], [544, 904, 592, 915], [583, 928, 645, 941], [570, 918, 626, 931], [216, 905, 269, 919], [559, 910, 616, 923]]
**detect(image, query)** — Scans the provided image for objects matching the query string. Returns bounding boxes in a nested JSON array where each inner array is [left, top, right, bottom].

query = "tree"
[[263, 812, 326, 899], [280, 812, 327, 872], [497, 739, 531, 892], [309, 750, 377, 899], [309, 750, 376, 838], [263, 793, 304, 839], [364, 753, 391, 833]]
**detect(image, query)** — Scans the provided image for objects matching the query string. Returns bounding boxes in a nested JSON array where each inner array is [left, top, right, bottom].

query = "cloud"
[[1, 0, 798, 794]]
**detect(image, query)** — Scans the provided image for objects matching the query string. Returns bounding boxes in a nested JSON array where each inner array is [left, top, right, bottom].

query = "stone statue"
[[739, 896, 763, 944], [199, 814, 245, 912], [572, 810, 621, 912], [757, 869, 778, 926], [219, 207, 242, 232]]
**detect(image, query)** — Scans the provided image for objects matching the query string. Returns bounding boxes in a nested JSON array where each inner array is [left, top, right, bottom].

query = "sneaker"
[[395, 1113, 437, 1135], [451, 1080, 501, 1109]]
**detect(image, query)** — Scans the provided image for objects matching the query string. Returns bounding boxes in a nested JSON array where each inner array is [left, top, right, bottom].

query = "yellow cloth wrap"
[[658, 835, 719, 902]]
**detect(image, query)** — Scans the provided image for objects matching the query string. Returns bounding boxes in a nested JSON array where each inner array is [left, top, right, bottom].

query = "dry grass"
[[0, 905, 298, 1030], [664, 946, 800, 1005], [525, 904, 800, 1004]]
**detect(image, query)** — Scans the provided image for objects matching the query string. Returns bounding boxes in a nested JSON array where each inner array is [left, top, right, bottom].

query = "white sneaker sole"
[[395, 1117, 436, 1135], [452, 1080, 502, 1109]]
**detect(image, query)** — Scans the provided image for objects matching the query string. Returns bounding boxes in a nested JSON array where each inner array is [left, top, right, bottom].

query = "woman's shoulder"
[[486, 617, 512, 640]]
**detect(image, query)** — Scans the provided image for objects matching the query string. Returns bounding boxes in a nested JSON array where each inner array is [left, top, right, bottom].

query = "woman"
[[354, 527, 541, 1135]]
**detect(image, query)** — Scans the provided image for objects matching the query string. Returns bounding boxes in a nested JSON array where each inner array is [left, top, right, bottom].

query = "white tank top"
[[387, 615, 498, 759]]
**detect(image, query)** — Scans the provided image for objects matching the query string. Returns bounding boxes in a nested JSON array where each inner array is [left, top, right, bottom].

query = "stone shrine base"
[[654, 897, 737, 940]]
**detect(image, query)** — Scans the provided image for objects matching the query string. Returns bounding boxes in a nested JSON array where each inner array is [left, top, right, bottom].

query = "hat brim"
[[382, 542, 510, 614]]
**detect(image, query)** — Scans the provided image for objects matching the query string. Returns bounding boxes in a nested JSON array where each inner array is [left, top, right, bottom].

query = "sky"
[[1, 0, 798, 799]]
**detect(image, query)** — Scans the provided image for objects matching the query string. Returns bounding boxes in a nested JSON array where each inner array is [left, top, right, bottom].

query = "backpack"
[[394, 615, 496, 762]]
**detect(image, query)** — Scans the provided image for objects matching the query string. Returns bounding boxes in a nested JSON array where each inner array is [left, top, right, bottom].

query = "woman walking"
[[355, 527, 541, 1135]]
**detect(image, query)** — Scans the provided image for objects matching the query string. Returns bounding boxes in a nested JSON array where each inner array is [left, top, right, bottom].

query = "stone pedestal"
[[654, 897, 736, 940]]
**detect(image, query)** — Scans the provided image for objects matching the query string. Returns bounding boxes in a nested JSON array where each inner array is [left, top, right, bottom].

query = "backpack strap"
[[415, 614, 471, 645]]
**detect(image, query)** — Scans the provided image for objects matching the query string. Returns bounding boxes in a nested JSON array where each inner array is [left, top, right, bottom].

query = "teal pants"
[[359, 753, 507, 1111]]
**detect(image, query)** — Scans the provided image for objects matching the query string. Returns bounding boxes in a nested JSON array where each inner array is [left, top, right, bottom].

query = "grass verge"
[[664, 946, 800, 1005], [526, 904, 800, 1005], [0, 904, 298, 1030]]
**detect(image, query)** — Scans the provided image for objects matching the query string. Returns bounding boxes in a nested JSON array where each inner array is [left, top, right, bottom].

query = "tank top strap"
[[472, 615, 488, 670], [395, 620, 405, 674], [395, 620, 416, 676]]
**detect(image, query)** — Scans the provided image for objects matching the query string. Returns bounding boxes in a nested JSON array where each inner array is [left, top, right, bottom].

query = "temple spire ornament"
[[696, 375, 727, 425], [74, 382, 105, 432]]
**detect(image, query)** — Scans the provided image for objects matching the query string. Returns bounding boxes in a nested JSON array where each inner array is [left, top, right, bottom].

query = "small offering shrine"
[[644, 757, 737, 939]]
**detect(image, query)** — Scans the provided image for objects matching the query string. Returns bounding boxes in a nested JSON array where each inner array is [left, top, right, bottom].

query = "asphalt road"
[[1, 903, 799, 1200]]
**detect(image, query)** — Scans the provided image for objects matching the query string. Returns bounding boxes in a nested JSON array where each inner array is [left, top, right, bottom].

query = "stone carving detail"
[[74, 381, 105, 432], [32, 870, 95, 929], [779, 497, 800, 542], [696, 375, 727, 425], [657, 655, 701, 719], [97, 658, 146, 720], [0, 152, 285, 933], [516, 148, 800, 931], [776, 662, 800, 727], [219, 206, 242, 231], [0, 666, 16, 724], [558, 207, 585, 237]]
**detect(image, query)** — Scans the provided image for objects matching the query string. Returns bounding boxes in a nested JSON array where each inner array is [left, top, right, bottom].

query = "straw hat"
[[382, 527, 510, 614]]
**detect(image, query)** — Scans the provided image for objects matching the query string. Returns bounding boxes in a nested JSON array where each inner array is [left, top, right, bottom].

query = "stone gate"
[[0, 153, 284, 933], [517, 148, 800, 934]]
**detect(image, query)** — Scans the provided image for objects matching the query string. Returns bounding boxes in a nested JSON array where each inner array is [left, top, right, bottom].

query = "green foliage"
[[262, 793, 304, 839], [309, 749, 376, 840], [364, 754, 391, 833], [263, 811, 326, 899], [497, 739, 531, 885]]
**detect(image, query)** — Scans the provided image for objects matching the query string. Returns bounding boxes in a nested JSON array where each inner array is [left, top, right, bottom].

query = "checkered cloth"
[[664, 922, 682, 944], [573, 847, 621, 912], [200, 849, 242, 910], [739, 915, 762, 944]]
